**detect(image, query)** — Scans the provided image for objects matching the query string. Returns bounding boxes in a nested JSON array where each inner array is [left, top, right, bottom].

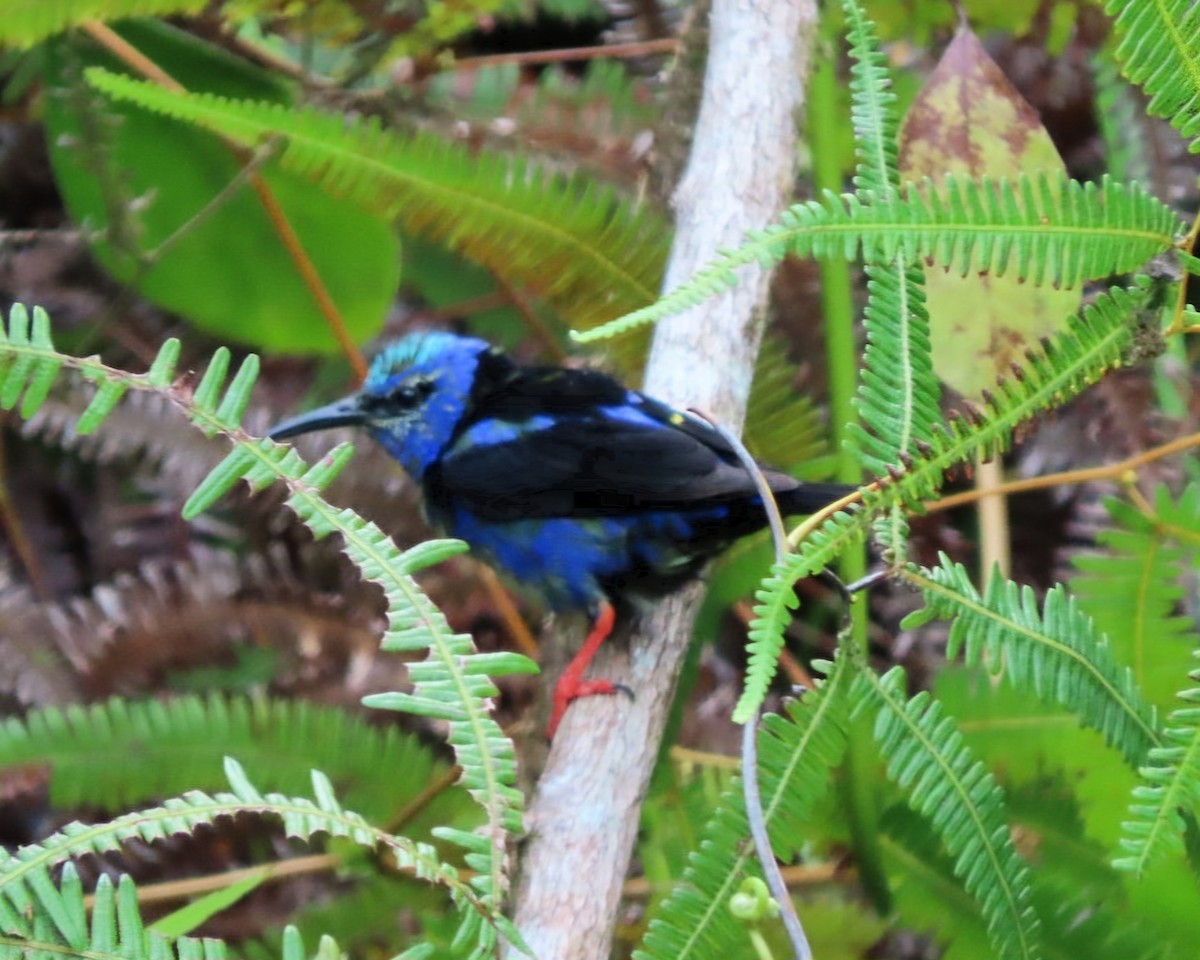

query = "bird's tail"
[[777, 482, 857, 515]]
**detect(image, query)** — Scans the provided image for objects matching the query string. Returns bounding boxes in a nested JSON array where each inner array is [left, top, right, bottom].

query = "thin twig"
[[476, 562, 541, 658], [689, 407, 812, 960], [742, 719, 811, 960], [386, 763, 464, 834], [452, 38, 678, 71], [0, 430, 49, 600], [145, 141, 279, 266], [927, 426, 1200, 512], [492, 273, 569, 362], [623, 861, 843, 900], [86, 853, 340, 908]]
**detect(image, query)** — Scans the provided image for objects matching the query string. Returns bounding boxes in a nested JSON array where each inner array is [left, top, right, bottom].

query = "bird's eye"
[[360, 376, 434, 417], [388, 377, 434, 410]]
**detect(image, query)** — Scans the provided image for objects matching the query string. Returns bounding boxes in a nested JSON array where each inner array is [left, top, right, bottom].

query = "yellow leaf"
[[899, 22, 1080, 402]]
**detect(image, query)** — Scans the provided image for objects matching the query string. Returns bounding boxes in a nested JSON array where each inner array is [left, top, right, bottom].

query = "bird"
[[268, 331, 850, 736]]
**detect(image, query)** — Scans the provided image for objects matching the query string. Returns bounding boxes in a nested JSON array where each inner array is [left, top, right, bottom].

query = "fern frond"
[[0, 758, 480, 915], [189, 394, 535, 936], [1106, 0, 1200, 152], [637, 657, 851, 960], [903, 556, 1160, 767], [0, 307, 535, 955], [877, 280, 1148, 505], [850, 262, 937, 476], [576, 174, 1179, 342], [84, 69, 668, 331], [0, 865, 227, 960], [0, 0, 210, 47], [842, 0, 900, 194], [857, 667, 1040, 960], [733, 560, 802, 723], [733, 500, 876, 723], [0, 761, 481, 959], [1115, 649, 1200, 877], [750, 281, 1149, 702], [839, 0, 936, 559], [853, 258, 933, 559], [742, 335, 828, 471], [0, 694, 462, 823], [1073, 488, 1200, 705]]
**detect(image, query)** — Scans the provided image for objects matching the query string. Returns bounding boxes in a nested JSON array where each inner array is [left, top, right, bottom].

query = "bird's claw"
[[547, 676, 630, 740]]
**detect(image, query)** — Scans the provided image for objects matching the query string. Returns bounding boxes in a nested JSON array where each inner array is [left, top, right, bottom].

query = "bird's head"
[[268, 331, 492, 477]]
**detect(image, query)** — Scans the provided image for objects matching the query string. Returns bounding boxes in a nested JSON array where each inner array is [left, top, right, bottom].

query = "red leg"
[[547, 602, 620, 739]]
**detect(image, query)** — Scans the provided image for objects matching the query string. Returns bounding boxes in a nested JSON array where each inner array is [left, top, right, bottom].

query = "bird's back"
[[420, 355, 839, 608]]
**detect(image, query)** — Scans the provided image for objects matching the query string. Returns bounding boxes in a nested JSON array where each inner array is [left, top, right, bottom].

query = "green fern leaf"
[[858, 667, 1040, 960], [0, 308, 534, 957], [904, 555, 1160, 766], [754, 281, 1149, 700], [192, 346, 231, 418], [732, 560, 802, 723], [0, 1, 211, 47], [843, 0, 900, 195], [1107, 0, 1200, 152], [0, 304, 64, 419], [577, 174, 1179, 342], [0, 866, 227, 960], [637, 657, 851, 960], [0, 694, 467, 824], [1115, 650, 1200, 877], [145, 337, 181, 387], [839, 0, 937, 563], [850, 261, 937, 475], [1073, 488, 1200, 706], [1074, 488, 1200, 876], [0, 758, 481, 913], [84, 68, 668, 331], [879, 280, 1149, 507]]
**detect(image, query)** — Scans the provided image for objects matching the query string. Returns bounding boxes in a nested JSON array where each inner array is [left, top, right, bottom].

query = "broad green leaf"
[[41, 20, 399, 354]]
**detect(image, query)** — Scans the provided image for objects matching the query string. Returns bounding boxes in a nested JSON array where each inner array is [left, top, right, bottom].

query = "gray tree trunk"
[[508, 0, 820, 955]]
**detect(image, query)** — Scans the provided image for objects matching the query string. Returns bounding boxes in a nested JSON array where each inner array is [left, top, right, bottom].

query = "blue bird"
[[269, 332, 849, 735]]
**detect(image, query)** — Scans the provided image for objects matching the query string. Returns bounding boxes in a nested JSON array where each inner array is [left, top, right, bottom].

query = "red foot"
[[547, 603, 622, 739]]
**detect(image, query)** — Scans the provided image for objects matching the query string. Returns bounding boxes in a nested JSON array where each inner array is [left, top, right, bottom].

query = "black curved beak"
[[268, 395, 365, 440]]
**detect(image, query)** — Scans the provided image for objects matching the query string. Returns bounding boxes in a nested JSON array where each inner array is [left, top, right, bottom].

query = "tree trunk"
[[508, 0, 819, 955]]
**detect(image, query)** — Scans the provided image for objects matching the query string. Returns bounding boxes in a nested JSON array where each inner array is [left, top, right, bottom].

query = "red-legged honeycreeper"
[[268, 332, 850, 736]]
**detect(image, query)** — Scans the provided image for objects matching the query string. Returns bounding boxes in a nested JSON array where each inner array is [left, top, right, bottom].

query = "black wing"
[[429, 365, 798, 521]]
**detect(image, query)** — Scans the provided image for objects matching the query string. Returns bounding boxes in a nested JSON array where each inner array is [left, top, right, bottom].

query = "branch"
[[507, 0, 821, 955]]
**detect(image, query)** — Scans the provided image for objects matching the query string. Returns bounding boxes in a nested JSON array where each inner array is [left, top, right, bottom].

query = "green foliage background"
[[0, 0, 1196, 959]]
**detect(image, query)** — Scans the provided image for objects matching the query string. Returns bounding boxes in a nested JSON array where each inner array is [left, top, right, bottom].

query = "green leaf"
[[150, 869, 269, 938], [76, 378, 129, 434], [857, 667, 1040, 960], [905, 556, 1160, 766], [182, 445, 257, 517], [733, 560, 803, 724], [83, 63, 669, 333], [1107, 0, 1200, 152], [577, 174, 1179, 342], [0, 1, 213, 47], [41, 21, 400, 353]]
